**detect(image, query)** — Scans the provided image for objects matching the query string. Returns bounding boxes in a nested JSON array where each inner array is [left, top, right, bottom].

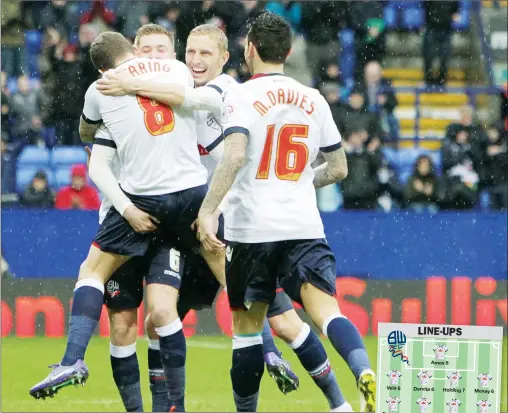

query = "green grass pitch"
[[2, 336, 506, 412]]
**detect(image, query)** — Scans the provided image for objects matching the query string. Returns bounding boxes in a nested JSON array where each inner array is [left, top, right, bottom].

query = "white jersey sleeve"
[[95, 126, 122, 224], [82, 83, 102, 124]]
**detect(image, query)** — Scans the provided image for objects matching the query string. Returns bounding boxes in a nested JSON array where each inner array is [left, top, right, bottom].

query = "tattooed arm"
[[313, 146, 348, 188], [198, 132, 247, 251]]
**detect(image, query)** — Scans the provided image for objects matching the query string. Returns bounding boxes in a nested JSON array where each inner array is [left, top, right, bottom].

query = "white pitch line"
[[186, 340, 229, 349]]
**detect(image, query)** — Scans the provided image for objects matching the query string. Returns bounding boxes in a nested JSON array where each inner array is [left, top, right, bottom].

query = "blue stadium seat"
[[17, 146, 50, 167], [452, 0, 471, 31], [401, 7, 425, 30], [25, 30, 43, 55], [480, 190, 491, 210], [384, 5, 398, 30], [339, 29, 355, 51], [397, 148, 422, 168], [381, 147, 398, 167], [51, 146, 88, 167], [16, 166, 54, 193], [55, 167, 72, 189], [26, 54, 40, 78], [7, 77, 17, 94]]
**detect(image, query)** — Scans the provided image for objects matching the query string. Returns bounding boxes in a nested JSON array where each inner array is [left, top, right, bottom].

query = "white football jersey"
[[194, 74, 239, 181], [386, 396, 401, 411], [447, 371, 462, 387], [447, 399, 461, 413], [433, 345, 448, 360], [417, 370, 433, 386], [94, 126, 121, 224], [387, 370, 402, 385], [416, 397, 431, 412], [477, 373, 492, 388], [477, 400, 492, 413], [82, 58, 207, 196], [221, 74, 342, 243]]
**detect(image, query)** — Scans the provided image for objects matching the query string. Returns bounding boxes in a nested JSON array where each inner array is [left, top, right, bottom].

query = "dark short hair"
[[247, 11, 292, 64], [89, 31, 133, 71]]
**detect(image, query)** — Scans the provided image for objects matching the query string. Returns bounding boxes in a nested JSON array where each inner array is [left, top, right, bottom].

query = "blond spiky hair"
[[188, 24, 228, 53]]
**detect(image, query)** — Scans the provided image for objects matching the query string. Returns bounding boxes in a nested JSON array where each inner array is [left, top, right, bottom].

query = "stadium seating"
[[51, 147, 88, 168], [17, 146, 50, 168], [14, 146, 90, 192]]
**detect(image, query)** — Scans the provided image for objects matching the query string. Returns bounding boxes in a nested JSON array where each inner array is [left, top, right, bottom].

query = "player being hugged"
[[29, 30, 220, 412], [196, 11, 377, 413]]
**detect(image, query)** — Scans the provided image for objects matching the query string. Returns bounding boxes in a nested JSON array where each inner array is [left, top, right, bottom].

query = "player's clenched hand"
[[96, 69, 133, 96], [197, 212, 224, 253], [123, 205, 160, 233]]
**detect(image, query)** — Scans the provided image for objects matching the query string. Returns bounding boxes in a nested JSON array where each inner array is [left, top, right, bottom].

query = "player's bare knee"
[[232, 302, 268, 336], [146, 283, 179, 327], [300, 282, 342, 332], [149, 306, 174, 327], [144, 313, 158, 340], [108, 309, 138, 346], [269, 310, 304, 343]]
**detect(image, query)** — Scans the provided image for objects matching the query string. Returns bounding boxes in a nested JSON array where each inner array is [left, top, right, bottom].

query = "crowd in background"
[[1, 0, 507, 212]]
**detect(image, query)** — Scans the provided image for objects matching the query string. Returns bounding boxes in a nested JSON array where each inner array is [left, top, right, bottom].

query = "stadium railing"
[[389, 85, 503, 144]]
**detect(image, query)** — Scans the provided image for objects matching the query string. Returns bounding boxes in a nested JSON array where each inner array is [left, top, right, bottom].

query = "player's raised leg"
[[260, 318, 300, 394], [268, 298, 353, 411], [109, 308, 143, 412], [29, 244, 129, 399], [301, 280, 376, 412], [145, 315, 171, 412]]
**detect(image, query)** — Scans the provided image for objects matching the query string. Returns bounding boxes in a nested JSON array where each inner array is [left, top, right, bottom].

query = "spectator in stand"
[[445, 105, 486, 146], [348, 0, 386, 81], [10, 75, 45, 145], [151, 2, 180, 39], [265, 1, 311, 85], [79, 0, 116, 33], [480, 123, 507, 210], [1, 72, 12, 141], [55, 164, 100, 210], [1, 0, 28, 78], [316, 59, 351, 104], [301, 1, 347, 82], [20, 170, 55, 208], [501, 83, 508, 132], [336, 86, 384, 144], [116, 1, 149, 42], [361, 61, 399, 141], [224, 1, 266, 82], [1, 136, 16, 194], [40, 1, 80, 41], [423, 1, 461, 86], [49, 43, 88, 145], [341, 128, 383, 210], [441, 126, 481, 209], [404, 155, 441, 213]]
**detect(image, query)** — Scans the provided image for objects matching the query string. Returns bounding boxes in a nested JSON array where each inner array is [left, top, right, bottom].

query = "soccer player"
[[99, 24, 359, 410], [196, 12, 377, 412], [91, 24, 291, 411], [29, 31, 217, 412]]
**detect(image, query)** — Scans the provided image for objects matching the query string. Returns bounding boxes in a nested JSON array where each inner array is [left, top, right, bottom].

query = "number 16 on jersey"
[[256, 124, 309, 182]]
